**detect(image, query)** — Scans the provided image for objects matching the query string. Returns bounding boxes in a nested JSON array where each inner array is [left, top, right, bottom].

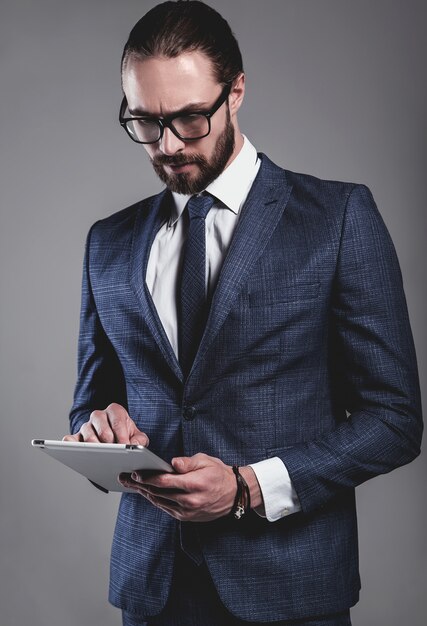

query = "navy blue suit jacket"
[[70, 154, 422, 621]]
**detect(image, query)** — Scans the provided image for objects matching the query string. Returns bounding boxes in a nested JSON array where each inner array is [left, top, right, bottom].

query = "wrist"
[[239, 465, 263, 510]]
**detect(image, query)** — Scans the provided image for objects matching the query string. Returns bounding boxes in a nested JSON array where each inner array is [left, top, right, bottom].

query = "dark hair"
[[121, 0, 243, 85]]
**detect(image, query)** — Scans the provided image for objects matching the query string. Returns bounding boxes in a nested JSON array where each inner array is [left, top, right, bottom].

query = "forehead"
[[122, 51, 220, 116]]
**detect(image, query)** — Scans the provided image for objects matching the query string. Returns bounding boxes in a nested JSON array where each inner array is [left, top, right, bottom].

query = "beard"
[[150, 107, 235, 195]]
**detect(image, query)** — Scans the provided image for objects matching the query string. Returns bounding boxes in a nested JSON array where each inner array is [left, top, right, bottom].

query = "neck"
[[225, 126, 245, 170]]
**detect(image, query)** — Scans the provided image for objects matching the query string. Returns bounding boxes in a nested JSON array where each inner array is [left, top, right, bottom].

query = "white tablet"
[[32, 439, 173, 493]]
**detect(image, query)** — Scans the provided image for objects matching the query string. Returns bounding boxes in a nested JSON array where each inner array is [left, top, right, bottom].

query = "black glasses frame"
[[119, 82, 232, 144]]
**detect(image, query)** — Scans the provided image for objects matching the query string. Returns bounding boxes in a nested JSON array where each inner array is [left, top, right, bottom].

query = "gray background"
[[1, 1, 426, 624]]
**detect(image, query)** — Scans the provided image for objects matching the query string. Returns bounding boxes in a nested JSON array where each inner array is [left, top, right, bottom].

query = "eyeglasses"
[[119, 83, 232, 144]]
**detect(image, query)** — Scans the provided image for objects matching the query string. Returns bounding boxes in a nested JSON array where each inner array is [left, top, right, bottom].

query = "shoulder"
[[259, 153, 377, 223], [93, 191, 164, 231], [261, 152, 365, 200], [87, 190, 166, 245]]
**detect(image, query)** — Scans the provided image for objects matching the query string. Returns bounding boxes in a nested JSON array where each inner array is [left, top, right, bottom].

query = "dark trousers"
[[122, 549, 352, 626]]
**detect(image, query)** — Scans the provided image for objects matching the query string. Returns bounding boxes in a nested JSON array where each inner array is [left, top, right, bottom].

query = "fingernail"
[[131, 472, 140, 482]]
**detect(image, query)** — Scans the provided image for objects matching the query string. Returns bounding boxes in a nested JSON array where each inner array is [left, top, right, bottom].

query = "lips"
[[167, 162, 196, 174]]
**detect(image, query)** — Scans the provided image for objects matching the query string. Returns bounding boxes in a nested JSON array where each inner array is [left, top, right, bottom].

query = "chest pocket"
[[248, 278, 320, 307]]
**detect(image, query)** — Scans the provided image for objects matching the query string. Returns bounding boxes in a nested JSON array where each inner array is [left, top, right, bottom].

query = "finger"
[[130, 469, 161, 481], [104, 403, 149, 446], [105, 403, 131, 443], [90, 410, 115, 443], [147, 492, 184, 509], [132, 481, 185, 499], [118, 474, 152, 496], [133, 484, 186, 511], [120, 473, 180, 502], [118, 473, 140, 492], [129, 428, 150, 447], [118, 476, 172, 503], [118, 474, 163, 495], [80, 421, 102, 442], [101, 403, 132, 443], [144, 495, 181, 519], [132, 470, 189, 492], [62, 433, 82, 442], [118, 476, 183, 519], [144, 491, 203, 521], [118, 472, 132, 484], [105, 402, 140, 443]]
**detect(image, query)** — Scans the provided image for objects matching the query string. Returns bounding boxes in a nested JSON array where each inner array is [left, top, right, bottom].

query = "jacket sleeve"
[[281, 184, 423, 514], [69, 224, 127, 435]]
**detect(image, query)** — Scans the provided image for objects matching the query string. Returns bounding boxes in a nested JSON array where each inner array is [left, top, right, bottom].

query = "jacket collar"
[[169, 136, 260, 225]]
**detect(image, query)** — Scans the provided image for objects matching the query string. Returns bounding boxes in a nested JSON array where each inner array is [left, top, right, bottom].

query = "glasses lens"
[[126, 119, 161, 144], [172, 114, 209, 139]]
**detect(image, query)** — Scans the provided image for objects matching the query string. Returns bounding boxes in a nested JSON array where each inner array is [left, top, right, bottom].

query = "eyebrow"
[[128, 101, 211, 118]]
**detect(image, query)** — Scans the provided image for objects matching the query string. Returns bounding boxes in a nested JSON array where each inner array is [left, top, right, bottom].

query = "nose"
[[158, 126, 185, 156]]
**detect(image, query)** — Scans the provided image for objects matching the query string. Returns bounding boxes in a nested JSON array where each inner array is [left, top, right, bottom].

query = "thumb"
[[172, 454, 206, 473]]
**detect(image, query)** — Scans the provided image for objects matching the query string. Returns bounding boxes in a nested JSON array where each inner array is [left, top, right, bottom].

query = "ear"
[[229, 72, 245, 116]]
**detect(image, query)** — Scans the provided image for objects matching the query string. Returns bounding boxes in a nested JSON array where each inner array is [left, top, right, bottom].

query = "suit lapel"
[[128, 155, 293, 384], [130, 189, 184, 383], [192, 154, 293, 374]]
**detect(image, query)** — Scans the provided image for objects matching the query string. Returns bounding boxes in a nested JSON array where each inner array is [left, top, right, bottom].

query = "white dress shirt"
[[146, 136, 301, 521]]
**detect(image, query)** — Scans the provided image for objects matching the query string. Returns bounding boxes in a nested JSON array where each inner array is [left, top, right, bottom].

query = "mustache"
[[152, 153, 207, 167]]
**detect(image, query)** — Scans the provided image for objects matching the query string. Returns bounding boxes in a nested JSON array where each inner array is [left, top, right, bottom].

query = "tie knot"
[[186, 193, 215, 220]]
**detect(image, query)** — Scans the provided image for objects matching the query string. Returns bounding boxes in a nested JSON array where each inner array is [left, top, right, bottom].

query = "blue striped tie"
[[179, 193, 215, 377]]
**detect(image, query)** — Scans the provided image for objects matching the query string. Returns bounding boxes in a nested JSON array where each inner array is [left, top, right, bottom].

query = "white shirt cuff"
[[249, 456, 301, 522]]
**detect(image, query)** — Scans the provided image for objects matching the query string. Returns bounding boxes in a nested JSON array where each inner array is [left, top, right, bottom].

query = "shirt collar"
[[169, 136, 260, 227]]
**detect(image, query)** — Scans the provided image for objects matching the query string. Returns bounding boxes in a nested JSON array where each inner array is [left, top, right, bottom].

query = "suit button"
[[183, 406, 196, 421]]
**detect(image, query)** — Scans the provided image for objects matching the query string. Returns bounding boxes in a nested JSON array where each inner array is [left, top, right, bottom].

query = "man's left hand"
[[119, 453, 259, 522]]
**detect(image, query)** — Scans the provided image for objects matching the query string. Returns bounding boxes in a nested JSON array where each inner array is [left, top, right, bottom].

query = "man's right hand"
[[63, 403, 149, 446]]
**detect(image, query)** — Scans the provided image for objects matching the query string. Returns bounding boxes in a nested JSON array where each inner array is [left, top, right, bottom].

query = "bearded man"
[[65, 2, 422, 625]]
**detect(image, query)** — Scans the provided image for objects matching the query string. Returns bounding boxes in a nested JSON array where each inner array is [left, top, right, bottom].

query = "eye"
[[134, 119, 157, 130], [126, 118, 160, 142], [172, 114, 209, 138]]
